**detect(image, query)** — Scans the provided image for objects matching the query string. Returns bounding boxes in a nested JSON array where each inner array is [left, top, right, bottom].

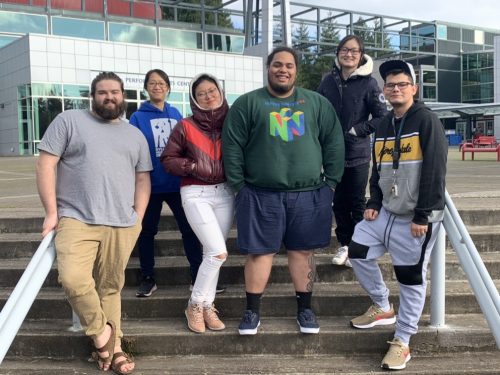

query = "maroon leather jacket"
[[161, 97, 229, 185]]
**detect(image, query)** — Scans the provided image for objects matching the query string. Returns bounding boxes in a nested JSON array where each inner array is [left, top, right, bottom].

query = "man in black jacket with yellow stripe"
[[347, 60, 447, 371]]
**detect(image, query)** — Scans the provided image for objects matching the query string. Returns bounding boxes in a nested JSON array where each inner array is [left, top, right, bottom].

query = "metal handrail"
[[0, 192, 499, 363], [442, 190, 500, 348], [0, 231, 56, 364]]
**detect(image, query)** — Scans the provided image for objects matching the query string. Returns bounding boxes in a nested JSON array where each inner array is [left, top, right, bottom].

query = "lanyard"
[[377, 113, 407, 172], [391, 114, 407, 170]]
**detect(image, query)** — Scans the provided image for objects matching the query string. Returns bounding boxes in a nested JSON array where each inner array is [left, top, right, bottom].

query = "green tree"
[[292, 22, 315, 89], [313, 15, 340, 88]]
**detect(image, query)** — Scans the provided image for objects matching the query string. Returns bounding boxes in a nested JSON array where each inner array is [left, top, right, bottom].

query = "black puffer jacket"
[[161, 74, 229, 184], [318, 54, 387, 167]]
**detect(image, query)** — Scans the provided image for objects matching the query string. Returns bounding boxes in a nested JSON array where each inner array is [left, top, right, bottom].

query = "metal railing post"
[[69, 310, 83, 332], [430, 225, 446, 327], [0, 231, 56, 364]]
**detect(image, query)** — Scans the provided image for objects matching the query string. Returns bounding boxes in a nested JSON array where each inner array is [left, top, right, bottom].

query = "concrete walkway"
[[0, 147, 499, 220]]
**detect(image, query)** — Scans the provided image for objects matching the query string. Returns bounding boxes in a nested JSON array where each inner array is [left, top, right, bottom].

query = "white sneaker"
[[332, 245, 351, 267]]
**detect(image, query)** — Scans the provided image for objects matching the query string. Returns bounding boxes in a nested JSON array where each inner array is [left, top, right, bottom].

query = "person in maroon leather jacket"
[[161, 73, 234, 334]]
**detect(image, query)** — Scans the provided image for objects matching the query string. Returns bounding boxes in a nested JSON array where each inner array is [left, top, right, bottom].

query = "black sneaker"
[[136, 276, 157, 297], [189, 283, 226, 294]]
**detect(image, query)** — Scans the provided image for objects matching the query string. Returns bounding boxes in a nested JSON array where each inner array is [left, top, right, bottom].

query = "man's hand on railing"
[[42, 213, 58, 238]]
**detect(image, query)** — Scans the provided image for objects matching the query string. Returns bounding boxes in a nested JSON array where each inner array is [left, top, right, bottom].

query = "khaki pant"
[[55, 217, 141, 346]]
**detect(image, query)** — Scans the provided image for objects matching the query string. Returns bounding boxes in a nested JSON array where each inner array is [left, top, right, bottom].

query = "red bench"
[[473, 136, 497, 147], [461, 142, 500, 161]]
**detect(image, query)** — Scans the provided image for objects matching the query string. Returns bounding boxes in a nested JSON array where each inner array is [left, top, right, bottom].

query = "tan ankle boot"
[[203, 304, 225, 331], [185, 302, 205, 333]]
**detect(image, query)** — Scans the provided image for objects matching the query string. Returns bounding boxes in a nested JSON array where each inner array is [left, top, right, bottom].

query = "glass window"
[[63, 84, 90, 98], [32, 83, 62, 97], [422, 70, 436, 84], [160, 28, 203, 50], [109, 22, 156, 45], [64, 98, 90, 110], [0, 34, 19, 48], [125, 89, 138, 100], [0, 11, 47, 34], [226, 93, 240, 106], [34, 98, 63, 139], [140, 90, 148, 100], [206, 33, 245, 54], [436, 25, 447, 40], [52, 17, 104, 40], [422, 86, 436, 100], [168, 91, 184, 102], [126, 102, 138, 120]]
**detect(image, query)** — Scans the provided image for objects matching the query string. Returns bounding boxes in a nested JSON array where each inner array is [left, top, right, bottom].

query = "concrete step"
[[1, 208, 499, 233], [1, 280, 497, 320], [1, 225, 500, 259], [1, 252, 500, 288], [2, 352, 500, 374], [5, 314, 496, 359]]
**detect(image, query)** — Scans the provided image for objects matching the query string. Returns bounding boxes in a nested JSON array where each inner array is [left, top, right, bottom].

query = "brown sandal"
[[111, 351, 135, 375], [91, 320, 116, 371]]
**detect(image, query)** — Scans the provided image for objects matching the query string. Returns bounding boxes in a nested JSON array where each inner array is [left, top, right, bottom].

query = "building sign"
[[91, 71, 192, 91]]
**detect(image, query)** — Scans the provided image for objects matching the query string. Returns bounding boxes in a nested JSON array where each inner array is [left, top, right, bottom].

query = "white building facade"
[[0, 34, 263, 155]]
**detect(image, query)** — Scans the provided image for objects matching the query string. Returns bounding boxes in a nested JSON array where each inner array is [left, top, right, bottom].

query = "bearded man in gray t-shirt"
[[37, 72, 152, 374]]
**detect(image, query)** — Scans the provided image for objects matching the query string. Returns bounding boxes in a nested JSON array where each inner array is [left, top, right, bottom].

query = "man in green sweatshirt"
[[222, 46, 345, 335]]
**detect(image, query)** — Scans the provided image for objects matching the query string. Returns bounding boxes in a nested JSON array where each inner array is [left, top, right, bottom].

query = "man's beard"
[[92, 99, 127, 120], [268, 74, 295, 95]]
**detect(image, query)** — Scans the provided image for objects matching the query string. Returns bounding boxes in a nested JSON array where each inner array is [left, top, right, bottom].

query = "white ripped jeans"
[[181, 183, 234, 306]]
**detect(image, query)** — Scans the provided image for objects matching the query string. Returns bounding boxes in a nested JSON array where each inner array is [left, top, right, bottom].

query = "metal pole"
[[69, 310, 83, 332], [0, 232, 56, 364], [430, 225, 446, 327], [443, 207, 500, 349]]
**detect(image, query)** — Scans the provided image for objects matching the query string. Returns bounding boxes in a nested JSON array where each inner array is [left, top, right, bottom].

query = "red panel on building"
[[51, 0, 82, 10], [0, 0, 31, 5], [31, 0, 47, 6], [133, 1, 155, 20], [85, 0, 104, 13], [107, 0, 131, 17]]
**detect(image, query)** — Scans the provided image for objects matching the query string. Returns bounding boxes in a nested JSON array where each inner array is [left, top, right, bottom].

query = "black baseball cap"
[[379, 60, 416, 83]]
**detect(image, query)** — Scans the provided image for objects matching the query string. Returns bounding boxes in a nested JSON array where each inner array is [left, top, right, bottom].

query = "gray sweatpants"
[[348, 207, 441, 344]]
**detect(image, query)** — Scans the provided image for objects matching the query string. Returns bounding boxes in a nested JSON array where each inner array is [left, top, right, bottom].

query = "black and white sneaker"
[[136, 276, 157, 297], [297, 308, 320, 334]]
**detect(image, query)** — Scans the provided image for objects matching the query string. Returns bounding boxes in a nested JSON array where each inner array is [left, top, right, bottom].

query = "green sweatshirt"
[[222, 86, 345, 192]]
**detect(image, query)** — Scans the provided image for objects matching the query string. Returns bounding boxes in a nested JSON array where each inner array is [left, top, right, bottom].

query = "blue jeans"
[[138, 192, 202, 283]]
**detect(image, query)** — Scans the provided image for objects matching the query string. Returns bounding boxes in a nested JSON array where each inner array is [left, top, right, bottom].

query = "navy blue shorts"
[[235, 185, 334, 254]]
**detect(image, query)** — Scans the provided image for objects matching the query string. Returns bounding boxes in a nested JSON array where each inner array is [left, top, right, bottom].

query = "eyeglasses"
[[147, 81, 167, 88], [384, 82, 413, 90], [339, 47, 361, 55], [196, 87, 219, 99]]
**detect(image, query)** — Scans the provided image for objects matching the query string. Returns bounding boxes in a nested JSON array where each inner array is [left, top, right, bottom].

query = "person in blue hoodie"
[[129, 69, 204, 297]]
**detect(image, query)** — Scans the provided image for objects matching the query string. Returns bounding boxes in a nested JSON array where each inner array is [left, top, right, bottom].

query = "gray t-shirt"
[[38, 109, 152, 227]]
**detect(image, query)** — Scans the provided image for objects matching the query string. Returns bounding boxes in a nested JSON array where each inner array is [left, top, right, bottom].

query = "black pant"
[[138, 192, 202, 283], [333, 162, 369, 247]]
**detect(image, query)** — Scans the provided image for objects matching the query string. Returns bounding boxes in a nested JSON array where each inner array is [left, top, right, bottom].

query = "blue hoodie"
[[130, 101, 183, 193]]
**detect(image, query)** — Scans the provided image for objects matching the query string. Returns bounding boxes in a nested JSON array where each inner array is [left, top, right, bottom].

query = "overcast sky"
[[301, 0, 499, 31]]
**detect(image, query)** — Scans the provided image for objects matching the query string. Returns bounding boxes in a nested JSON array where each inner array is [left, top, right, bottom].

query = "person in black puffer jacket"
[[318, 34, 387, 267], [161, 73, 233, 334]]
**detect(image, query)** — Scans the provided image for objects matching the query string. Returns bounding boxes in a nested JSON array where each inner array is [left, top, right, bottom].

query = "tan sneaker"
[[203, 304, 226, 331], [381, 338, 411, 370], [185, 302, 205, 333], [350, 304, 396, 329]]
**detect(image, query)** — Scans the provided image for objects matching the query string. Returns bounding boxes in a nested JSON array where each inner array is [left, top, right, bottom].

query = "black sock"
[[246, 292, 262, 313], [296, 291, 312, 312]]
